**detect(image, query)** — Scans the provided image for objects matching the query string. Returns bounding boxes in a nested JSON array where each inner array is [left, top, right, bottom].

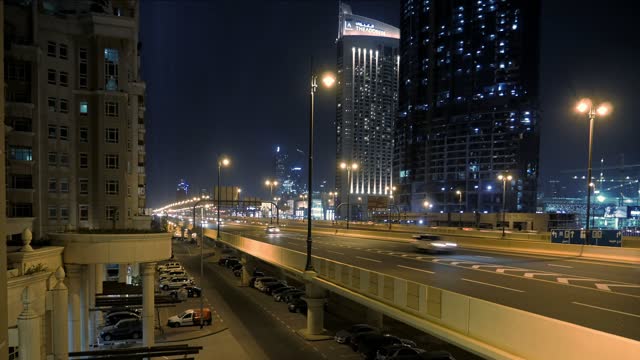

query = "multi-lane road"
[[222, 222, 640, 340]]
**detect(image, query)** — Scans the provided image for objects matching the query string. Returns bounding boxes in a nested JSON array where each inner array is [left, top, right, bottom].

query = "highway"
[[221, 222, 640, 341]]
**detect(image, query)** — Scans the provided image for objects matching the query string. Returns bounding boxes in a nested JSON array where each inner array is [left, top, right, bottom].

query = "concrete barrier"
[[211, 230, 640, 360]]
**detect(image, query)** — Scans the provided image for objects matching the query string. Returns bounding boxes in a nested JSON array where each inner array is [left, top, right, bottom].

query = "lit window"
[[79, 101, 88, 114], [104, 48, 119, 91]]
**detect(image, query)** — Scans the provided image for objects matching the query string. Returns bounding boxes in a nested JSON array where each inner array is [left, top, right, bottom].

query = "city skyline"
[[142, 0, 639, 209]]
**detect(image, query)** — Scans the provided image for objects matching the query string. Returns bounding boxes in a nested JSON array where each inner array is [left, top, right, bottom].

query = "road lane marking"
[[557, 277, 600, 284], [572, 302, 640, 318], [462, 278, 525, 293], [397, 265, 435, 274], [548, 264, 573, 269], [327, 250, 345, 255], [595, 283, 640, 291], [356, 256, 381, 263]]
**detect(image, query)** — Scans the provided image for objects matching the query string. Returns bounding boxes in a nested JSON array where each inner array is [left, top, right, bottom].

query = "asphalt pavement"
[[222, 223, 640, 341]]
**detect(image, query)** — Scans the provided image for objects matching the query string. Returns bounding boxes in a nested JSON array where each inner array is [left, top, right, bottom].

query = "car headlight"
[[275, 228, 280, 232], [432, 243, 446, 247], [445, 242, 457, 247]]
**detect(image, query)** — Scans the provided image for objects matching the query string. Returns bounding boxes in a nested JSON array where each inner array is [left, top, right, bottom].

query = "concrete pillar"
[[141, 262, 156, 346], [366, 308, 384, 329], [297, 272, 331, 340], [18, 287, 41, 360], [66, 264, 82, 351], [80, 265, 89, 350], [240, 255, 250, 286], [131, 263, 140, 285], [51, 267, 69, 360], [118, 264, 128, 283]]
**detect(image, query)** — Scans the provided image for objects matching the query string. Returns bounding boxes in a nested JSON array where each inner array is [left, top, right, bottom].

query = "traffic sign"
[[550, 229, 622, 247]]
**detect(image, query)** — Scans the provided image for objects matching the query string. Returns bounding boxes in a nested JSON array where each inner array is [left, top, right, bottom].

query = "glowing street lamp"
[[456, 190, 463, 228], [498, 174, 513, 238], [217, 156, 230, 240], [265, 180, 279, 224], [575, 98, 612, 244], [340, 162, 359, 230]]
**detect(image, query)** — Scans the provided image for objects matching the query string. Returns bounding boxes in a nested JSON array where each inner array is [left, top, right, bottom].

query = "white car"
[[159, 270, 188, 282], [159, 277, 193, 291], [413, 234, 457, 253], [265, 225, 280, 234], [157, 262, 182, 272]]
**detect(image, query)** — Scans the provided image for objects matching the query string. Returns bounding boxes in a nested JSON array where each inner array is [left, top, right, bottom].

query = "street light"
[[265, 180, 279, 224], [386, 186, 396, 229], [236, 188, 241, 216], [576, 98, 612, 245], [217, 156, 230, 240], [498, 174, 513, 238], [305, 67, 336, 271], [328, 191, 338, 223], [340, 162, 358, 230], [456, 190, 463, 228]]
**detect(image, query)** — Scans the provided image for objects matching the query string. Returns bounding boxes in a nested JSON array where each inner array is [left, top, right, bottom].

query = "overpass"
[[201, 224, 640, 360]]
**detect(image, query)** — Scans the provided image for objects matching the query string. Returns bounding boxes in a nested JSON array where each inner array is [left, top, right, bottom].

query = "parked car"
[[248, 273, 267, 287], [104, 311, 140, 326], [159, 266, 184, 275], [287, 298, 307, 314], [99, 319, 142, 342], [256, 279, 282, 292], [412, 234, 457, 253], [271, 286, 296, 299], [334, 324, 379, 344], [377, 344, 426, 360], [263, 282, 288, 295], [275, 289, 305, 303], [353, 334, 415, 359], [159, 270, 188, 281], [225, 259, 241, 269], [218, 256, 238, 266], [252, 277, 277, 290], [167, 308, 212, 327], [265, 225, 281, 234], [169, 285, 201, 300], [157, 262, 181, 271], [106, 307, 141, 317], [159, 277, 193, 291]]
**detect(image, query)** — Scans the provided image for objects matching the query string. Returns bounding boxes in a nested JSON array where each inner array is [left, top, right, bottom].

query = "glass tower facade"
[[395, 0, 541, 213]]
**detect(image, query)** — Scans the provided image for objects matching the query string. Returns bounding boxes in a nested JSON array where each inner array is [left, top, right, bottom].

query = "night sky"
[[140, 0, 639, 208]]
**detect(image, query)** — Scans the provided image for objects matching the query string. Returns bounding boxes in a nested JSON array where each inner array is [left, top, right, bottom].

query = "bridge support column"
[[141, 262, 156, 346], [296, 272, 331, 340], [240, 255, 250, 287], [66, 264, 82, 352], [366, 308, 384, 329], [118, 264, 128, 283]]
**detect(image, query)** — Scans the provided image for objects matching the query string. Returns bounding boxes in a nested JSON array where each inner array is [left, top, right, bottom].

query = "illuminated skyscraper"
[[176, 179, 189, 202], [394, 0, 541, 213], [335, 3, 400, 216]]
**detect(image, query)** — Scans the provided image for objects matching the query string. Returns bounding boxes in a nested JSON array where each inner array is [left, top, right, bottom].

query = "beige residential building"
[[4, 0, 147, 241]]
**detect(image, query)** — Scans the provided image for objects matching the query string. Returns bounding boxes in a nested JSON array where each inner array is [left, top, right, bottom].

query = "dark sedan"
[[218, 256, 238, 266], [334, 324, 379, 344], [288, 298, 307, 314], [264, 282, 288, 295], [100, 319, 142, 342], [104, 311, 140, 326], [351, 333, 415, 357]]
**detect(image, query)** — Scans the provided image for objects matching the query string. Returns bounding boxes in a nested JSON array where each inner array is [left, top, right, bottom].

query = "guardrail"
[[205, 229, 640, 360]]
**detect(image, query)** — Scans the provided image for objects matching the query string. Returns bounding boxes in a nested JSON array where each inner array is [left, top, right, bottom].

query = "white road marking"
[[462, 278, 525, 293], [548, 264, 573, 269], [356, 256, 382, 263], [595, 283, 640, 291], [327, 250, 345, 255], [557, 277, 599, 284], [523, 272, 557, 278], [471, 264, 502, 269], [572, 302, 640, 318], [397, 265, 435, 274]]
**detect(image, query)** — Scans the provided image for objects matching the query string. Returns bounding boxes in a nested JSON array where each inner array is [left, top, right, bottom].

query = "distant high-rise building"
[[273, 145, 288, 194], [394, 0, 541, 213], [335, 2, 400, 215], [4, 0, 147, 237], [176, 179, 189, 201]]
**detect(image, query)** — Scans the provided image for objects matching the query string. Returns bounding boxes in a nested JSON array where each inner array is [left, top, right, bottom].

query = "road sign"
[[550, 229, 622, 247]]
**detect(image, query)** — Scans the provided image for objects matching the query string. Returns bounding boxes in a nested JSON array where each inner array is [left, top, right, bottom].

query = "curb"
[[156, 326, 229, 343]]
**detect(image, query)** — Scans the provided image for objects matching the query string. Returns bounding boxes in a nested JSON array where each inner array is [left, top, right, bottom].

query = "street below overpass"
[[221, 222, 640, 341]]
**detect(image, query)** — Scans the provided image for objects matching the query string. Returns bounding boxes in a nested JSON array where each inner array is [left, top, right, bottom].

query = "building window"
[[128, 185, 132, 197], [60, 207, 69, 220], [105, 154, 119, 169], [47, 41, 56, 57], [79, 153, 88, 168], [48, 97, 57, 112], [79, 101, 88, 114], [48, 178, 57, 193], [79, 205, 89, 221], [105, 206, 119, 220], [60, 153, 69, 167], [48, 125, 57, 139], [59, 71, 69, 87], [79, 179, 89, 195], [59, 126, 69, 140], [80, 127, 89, 143], [104, 48, 119, 91], [105, 101, 119, 117], [79, 48, 88, 88], [9, 146, 33, 161], [60, 99, 69, 113], [48, 152, 57, 165], [105, 180, 119, 195], [105, 128, 119, 143], [9, 203, 33, 217], [59, 44, 68, 59], [8, 117, 32, 132], [48, 69, 56, 84], [9, 174, 32, 189], [60, 178, 69, 193], [6, 62, 28, 81], [48, 206, 57, 220]]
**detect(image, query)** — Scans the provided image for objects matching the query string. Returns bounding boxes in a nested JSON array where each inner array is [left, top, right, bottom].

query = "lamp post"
[[340, 162, 358, 230], [305, 67, 335, 271], [191, 197, 213, 329], [456, 190, 463, 228], [576, 98, 612, 245], [265, 180, 278, 224], [328, 191, 338, 222], [236, 188, 241, 216], [217, 157, 230, 240], [386, 186, 396, 229], [498, 174, 513, 238]]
